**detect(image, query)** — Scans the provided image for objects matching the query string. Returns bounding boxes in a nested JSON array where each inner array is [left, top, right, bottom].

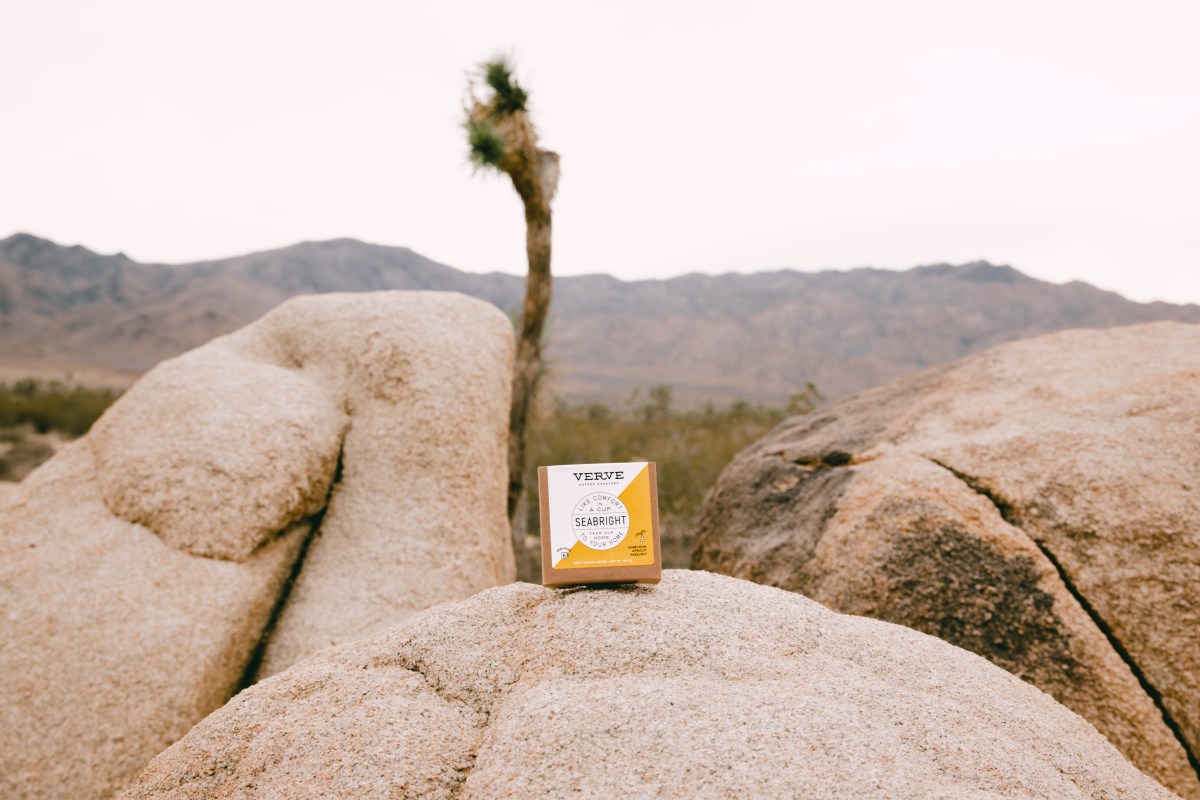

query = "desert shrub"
[[0, 379, 121, 437]]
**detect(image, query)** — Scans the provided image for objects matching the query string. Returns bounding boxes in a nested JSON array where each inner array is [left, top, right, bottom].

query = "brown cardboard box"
[[539, 462, 662, 586]]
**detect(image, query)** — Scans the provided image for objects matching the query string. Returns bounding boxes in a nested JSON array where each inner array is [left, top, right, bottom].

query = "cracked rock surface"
[[122, 571, 1176, 799], [694, 321, 1200, 799], [0, 291, 514, 800]]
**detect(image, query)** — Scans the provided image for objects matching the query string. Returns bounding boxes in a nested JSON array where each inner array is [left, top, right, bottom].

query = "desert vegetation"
[[516, 383, 823, 573], [0, 379, 121, 481], [0, 378, 120, 436]]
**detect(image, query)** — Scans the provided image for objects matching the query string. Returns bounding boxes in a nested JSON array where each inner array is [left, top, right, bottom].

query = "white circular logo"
[[571, 492, 630, 550]]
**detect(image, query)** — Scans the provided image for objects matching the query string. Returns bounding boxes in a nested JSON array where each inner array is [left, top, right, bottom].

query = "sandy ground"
[[0, 481, 18, 507]]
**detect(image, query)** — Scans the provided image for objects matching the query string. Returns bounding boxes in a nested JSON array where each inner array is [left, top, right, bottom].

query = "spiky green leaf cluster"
[[483, 57, 527, 115], [467, 119, 505, 169]]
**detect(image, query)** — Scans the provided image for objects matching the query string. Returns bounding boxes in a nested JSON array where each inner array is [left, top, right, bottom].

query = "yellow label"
[[546, 462, 655, 570]]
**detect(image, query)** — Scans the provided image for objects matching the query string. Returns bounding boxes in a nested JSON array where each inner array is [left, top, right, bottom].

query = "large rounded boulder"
[[0, 291, 514, 800], [694, 321, 1200, 798], [121, 571, 1174, 799]]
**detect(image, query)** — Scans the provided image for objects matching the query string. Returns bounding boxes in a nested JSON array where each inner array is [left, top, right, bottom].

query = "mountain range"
[[3, 232, 1198, 404]]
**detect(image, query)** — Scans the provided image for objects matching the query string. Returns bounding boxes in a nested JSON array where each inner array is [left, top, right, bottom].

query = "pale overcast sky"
[[2, 0, 1198, 304]]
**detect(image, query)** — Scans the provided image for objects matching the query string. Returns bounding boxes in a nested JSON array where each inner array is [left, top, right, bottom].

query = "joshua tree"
[[465, 55, 560, 520]]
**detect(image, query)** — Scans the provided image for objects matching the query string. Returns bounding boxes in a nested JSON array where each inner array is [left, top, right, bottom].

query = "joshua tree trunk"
[[508, 196, 552, 518], [465, 57, 559, 521]]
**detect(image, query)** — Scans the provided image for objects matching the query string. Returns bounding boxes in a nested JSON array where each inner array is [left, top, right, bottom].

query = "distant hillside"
[[3, 233, 1198, 404]]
